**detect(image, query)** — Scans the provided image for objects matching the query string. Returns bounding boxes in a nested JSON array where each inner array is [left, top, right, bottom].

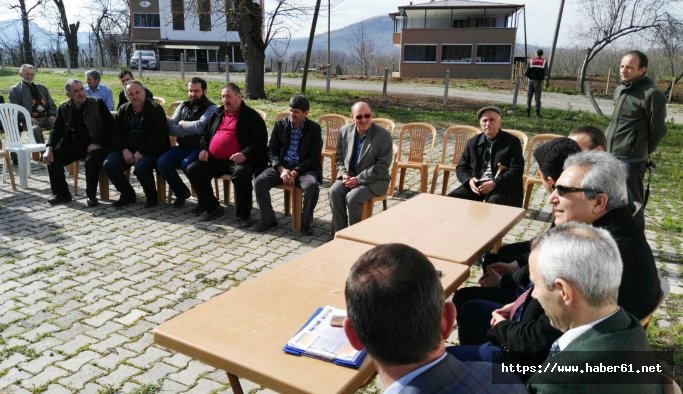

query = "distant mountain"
[[0, 19, 91, 53], [267, 15, 399, 57]]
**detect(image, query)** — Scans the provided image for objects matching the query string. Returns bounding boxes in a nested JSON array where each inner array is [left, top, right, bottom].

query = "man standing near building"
[[524, 49, 547, 117], [185, 83, 267, 224], [44, 79, 113, 207], [116, 70, 153, 110], [328, 101, 393, 234], [253, 95, 322, 235], [448, 106, 524, 207], [104, 81, 169, 208], [157, 77, 217, 207], [84, 70, 114, 111], [605, 50, 667, 229], [8, 64, 55, 144]]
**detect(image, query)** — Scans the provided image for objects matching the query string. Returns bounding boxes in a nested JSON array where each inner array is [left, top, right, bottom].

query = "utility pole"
[[326, 0, 331, 93], [546, 0, 565, 87], [301, 0, 322, 93]]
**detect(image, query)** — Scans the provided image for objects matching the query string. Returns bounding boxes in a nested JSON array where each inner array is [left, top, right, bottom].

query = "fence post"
[[605, 68, 611, 95], [512, 78, 520, 110], [326, 64, 331, 93], [225, 55, 230, 84], [443, 69, 450, 106], [382, 67, 389, 105], [137, 51, 142, 79], [180, 53, 185, 81], [66, 51, 71, 74], [277, 60, 282, 89]]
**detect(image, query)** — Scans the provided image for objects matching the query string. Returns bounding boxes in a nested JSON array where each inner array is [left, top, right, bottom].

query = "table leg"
[[226, 372, 244, 394]]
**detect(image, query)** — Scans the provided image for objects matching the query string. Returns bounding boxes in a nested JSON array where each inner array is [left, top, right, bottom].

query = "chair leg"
[[2, 154, 17, 191], [360, 200, 373, 221], [330, 156, 337, 182], [430, 167, 439, 194], [523, 184, 534, 210], [156, 172, 166, 203], [420, 165, 428, 193], [99, 171, 109, 200], [441, 171, 451, 196], [382, 200, 387, 211], [71, 162, 79, 196], [283, 189, 291, 216], [223, 179, 231, 205], [491, 238, 502, 253], [398, 167, 407, 192], [291, 188, 302, 232], [214, 178, 220, 200]]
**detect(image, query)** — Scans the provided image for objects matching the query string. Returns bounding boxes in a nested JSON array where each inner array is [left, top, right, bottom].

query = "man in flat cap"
[[448, 106, 524, 207]]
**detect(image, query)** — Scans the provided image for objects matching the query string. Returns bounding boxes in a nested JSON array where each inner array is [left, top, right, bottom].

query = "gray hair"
[[85, 70, 101, 81], [64, 79, 83, 92], [19, 64, 35, 74], [531, 222, 622, 307], [563, 150, 628, 210]]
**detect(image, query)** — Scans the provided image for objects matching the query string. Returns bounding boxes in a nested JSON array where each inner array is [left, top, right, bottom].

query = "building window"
[[469, 17, 496, 27], [403, 45, 437, 62], [172, 0, 184, 30], [476, 45, 511, 63], [133, 13, 160, 28], [441, 45, 472, 63], [198, 0, 211, 31]]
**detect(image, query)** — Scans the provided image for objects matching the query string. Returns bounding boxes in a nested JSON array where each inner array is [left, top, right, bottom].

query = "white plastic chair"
[[0, 104, 47, 188]]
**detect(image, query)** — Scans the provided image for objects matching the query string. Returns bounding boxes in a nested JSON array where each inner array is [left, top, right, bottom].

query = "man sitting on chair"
[[156, 77, 217, 208], [328, 101, 393, 234], [44, 79, 113, 207], [8, 64, 54, 144], [116, 70, 153, 110], [253, 95, 322, 235], [448, 106, 524, 207]]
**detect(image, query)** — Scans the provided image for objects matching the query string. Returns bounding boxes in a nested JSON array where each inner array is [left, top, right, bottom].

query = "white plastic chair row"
[[0, 104, 47, 188]]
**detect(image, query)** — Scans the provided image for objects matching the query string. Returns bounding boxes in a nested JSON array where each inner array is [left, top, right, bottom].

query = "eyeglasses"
[[354, 114, 372, 120], [552, 184, 603, 196]]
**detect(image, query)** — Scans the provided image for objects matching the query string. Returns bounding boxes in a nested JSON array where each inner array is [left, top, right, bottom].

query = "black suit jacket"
[[456, 129, 524, 207], [267, 118, 323, 182]]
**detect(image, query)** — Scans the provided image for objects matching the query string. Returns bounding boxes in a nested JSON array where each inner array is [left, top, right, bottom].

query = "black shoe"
[[191, 205, 206, 216], [112, 195, 136, 207], [172, 190, 192, 208], [536, 110, 542, 118], [201, 206, 224, 221], [87, 198, 99, 207], [301, 227, 313, 236], [144, 199, 158, 208], [48, 195, 72, 205], [236, 217, 252, 228], [254, 220, 278, 233]]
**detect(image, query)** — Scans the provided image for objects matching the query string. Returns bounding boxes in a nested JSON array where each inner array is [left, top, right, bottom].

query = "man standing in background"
[[524, 49, 547, 117]]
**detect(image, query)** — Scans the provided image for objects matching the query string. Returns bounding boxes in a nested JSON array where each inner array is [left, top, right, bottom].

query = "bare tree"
[[652, 13, 683, 100], [183, 0, 315, 99], [45, 0, 80, 68], [348, 20, 375, 76], [573, 0, 670, 93], [300, 0, 321, 93], [88, 0, 129, 67], [0, 0, 44, 65]]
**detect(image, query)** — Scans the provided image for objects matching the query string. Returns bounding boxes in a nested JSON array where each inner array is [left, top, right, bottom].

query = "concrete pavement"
[[0, 124, 680, 393]]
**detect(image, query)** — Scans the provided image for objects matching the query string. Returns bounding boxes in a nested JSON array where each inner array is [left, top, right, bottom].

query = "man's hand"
[[486, 261, 520, 276], [122, 149, 135, 164], [43, 147, 53, 164], [133, 151, 143, 163], [469, 178, 481, 195], [230, 152, 246, 164], [198, 150, 209, 161], [178, 120, 187, 129], [279, 167, 294, 186], [478, 180, 495, 195], [86, 143, 102, 153], [490, 302, 514, 326], [343, 176, 360, 189], [478, 266, 502, 288], [48, 116, 56, 125]]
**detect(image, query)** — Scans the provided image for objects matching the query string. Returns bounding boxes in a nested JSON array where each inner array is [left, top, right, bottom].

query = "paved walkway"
[[0, 128, 680, 393]]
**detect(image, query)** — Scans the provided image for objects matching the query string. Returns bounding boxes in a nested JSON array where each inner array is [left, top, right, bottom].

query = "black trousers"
[[448, 182, 509, 205], [47, 144, 107, 200], [186, 157, 254, 219], [623, 159, 647, 230]]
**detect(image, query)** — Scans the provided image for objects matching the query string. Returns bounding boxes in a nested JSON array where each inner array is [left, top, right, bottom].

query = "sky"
[[0, 0, 580, 48]]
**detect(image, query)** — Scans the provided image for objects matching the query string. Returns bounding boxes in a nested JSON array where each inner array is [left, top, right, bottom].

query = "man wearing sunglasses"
[[448, 106, 524, 207], [329, 101, 393, 234], [448, 151, 661, 379]]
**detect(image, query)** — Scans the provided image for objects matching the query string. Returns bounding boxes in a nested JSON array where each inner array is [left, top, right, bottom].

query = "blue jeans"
[[104, 151, 159, 201], [156, 146, 199, 198], [447, 342, 504, 363]]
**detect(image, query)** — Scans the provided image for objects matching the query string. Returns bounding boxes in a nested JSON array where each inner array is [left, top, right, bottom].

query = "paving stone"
[[18, 351, 66, 374], [20, 323, 60, 342], [127, 347, 172, 369], [52, 334, 98, 356], [83, 310, 119, 328], [184, 378, 226, 394], [19, 366, 69, 390], [168, 359, 215, 384], [57, 363, 106, 390], [96, 364, 142, 387], [114, 309, 147, 326], [91, 347, 137, 370], [0, 367, 30, 390], [133, 362, 179, 385], [89, 333, 129, 353], [56, 350, 101, 372]]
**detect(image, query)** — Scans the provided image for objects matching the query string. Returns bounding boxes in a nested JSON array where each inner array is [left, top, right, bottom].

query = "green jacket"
[[527, 309, 663, 394], [605, 76, 667, 160]]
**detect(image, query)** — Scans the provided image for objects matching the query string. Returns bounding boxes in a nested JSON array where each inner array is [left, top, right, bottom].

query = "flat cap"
[[477, 106, 502, 119]]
